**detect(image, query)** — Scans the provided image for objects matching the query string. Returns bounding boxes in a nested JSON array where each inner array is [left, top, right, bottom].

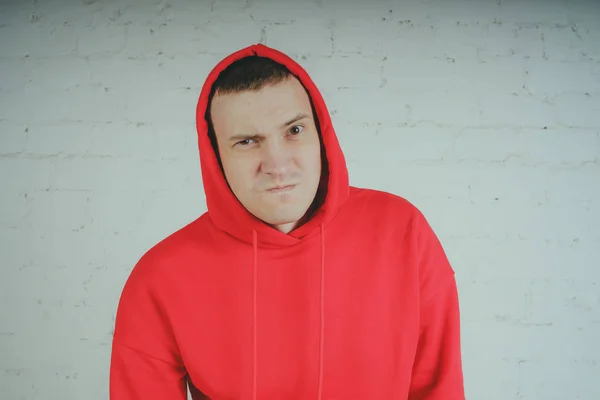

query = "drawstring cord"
[[252, 230, 258, 400], [317, 224, 325, 400]]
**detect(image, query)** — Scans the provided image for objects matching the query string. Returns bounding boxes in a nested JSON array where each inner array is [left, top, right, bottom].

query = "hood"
[[195, 43, 349, 248]]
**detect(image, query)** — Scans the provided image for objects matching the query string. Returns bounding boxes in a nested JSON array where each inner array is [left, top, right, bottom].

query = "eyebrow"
[[280, 112, 311, 129], [227, 112, 312, 143]]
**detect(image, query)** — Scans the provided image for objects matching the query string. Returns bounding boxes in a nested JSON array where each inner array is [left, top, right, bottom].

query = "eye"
[[235, 138, 255, 147], [289, 125, 304, 135]]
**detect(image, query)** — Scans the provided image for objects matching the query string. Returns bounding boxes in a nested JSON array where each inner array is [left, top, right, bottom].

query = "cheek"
[[301, 145, 322, 176], [222, 156, 256, 191]]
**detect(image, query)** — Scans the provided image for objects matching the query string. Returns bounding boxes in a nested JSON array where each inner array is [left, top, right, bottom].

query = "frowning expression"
[[209, 77, 322, 234]]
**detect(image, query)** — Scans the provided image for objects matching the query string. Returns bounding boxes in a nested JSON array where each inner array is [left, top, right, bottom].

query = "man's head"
[[206, 56, 325, 234]]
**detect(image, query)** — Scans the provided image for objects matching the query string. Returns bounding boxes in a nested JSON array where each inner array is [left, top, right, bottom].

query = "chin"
[[262, 214, 302, 226], [260, 206, 308, 227]]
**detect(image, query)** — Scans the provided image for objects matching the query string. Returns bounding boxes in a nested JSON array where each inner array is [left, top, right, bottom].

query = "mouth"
[[266, 184, 296, 193]]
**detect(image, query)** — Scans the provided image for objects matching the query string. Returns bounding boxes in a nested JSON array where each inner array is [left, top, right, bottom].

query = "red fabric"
[[110, 43, 465, 400]]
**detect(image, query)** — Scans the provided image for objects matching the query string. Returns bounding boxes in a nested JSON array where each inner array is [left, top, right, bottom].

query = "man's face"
[[210, 77, 322, 234]]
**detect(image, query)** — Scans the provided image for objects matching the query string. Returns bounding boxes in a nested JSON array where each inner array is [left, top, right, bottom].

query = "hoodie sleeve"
[[407, 211, 465, 400], [109, 254, 188, 400]]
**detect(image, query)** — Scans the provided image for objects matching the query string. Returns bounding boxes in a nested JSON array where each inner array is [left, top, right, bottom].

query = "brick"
[[408, 91, 481, 126], [122, 85, 198, 124], [418, 197, 593, 241], [455, 164, 550, 205], [0, 158, 54, 191], [459, 346, 519, 400], [565, 0, 600, 24], [541, 23, 600, 63], [0, 84, 127, 124], [463, 277, 531, 323], [24, 124, 94, 156], [0, 190, 32, 229], [336, 19, 542, 62], [154, 0, 213, 24], [530, 279, 599, 328], [333, 17, 407, 56], [385, 56, 526, 94], [348, 160, 472, 206], [208, 0, 250, 14], [556, 93, 600, 128], [0, 59, 29, 92], [0, 123, 28, 154], [34, 0, 106, 26], [474, 24, 545, 61], [21, 228, 107, 270], [519, 357, 600, 399], [50, 157, 189, 194], [425, 22, 515, 61], [19, 0, 127, 56], [497, 0, 570, 25], [86, 57, 178, 91], [398, 0, 500, 22], [321, 1, 401, 20], [86, 55, 217, 93], [338, 124, 457, 193], [544, 165, 600, 204], [373, 124, 456, 161], [323, 87, 411, 124], [26, 57, 91, 91], [452, 127, 598, 165], [0, 2, 33, 26], [266, 21, 332, 57], [49, 158, 126, 192], [524, 59, 600, 95], [526, 128, 599, 164], [76, 23, 127, 56], [298, 54, 383, 90], [123, 20, 262, 58], [123, 22, 201, 58], [86, 122, 192, 160], [247, 0, 328, 24], [0, 227, 35, 271], [0, 23, 77, 58], [86, 185, 204, 243], [446, 236, 600, 282], [480, 94, 557, 127], [454, 58, 525, 94], [25, 190, 92, 233], [383, 57, 458, 93], [86, 188, 152, 233]]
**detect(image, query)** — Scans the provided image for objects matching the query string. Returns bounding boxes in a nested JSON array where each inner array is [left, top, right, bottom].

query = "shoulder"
[[346, 186, 424, 224], [344, 186, 445, 247], [344, 187, 456, 296], [121, 213, 212, 290]]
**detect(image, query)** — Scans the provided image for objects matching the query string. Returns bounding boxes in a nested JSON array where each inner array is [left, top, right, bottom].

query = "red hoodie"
[[110, 43, 465, 400]]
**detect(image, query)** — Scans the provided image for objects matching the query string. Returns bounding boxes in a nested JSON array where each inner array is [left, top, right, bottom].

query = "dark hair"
[[209, 56, 293, 96], [206, 56, 294, 163]]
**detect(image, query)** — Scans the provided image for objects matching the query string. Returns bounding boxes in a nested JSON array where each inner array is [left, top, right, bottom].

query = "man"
[[110, 43, 465, 399]]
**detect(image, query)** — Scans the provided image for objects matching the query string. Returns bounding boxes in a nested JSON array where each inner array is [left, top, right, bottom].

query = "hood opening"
[[203, 56, 330, 229], [195, 43, 349, 248]]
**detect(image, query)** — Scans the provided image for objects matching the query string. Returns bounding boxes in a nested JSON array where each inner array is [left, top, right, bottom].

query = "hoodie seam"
[[112, 340, 185, 368]]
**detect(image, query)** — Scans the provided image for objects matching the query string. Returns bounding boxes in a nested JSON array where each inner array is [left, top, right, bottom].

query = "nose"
[[260, 140, 293, 180]]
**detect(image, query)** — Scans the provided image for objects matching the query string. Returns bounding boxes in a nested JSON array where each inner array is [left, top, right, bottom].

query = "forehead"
[[210, 77, 313, 135]]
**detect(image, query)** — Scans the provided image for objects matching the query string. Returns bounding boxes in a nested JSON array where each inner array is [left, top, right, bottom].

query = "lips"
[[267, 184, 296, 192]]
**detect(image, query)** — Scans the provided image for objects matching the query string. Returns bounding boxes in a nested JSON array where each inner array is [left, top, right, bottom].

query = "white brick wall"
[[1, 0, 599, 399]]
